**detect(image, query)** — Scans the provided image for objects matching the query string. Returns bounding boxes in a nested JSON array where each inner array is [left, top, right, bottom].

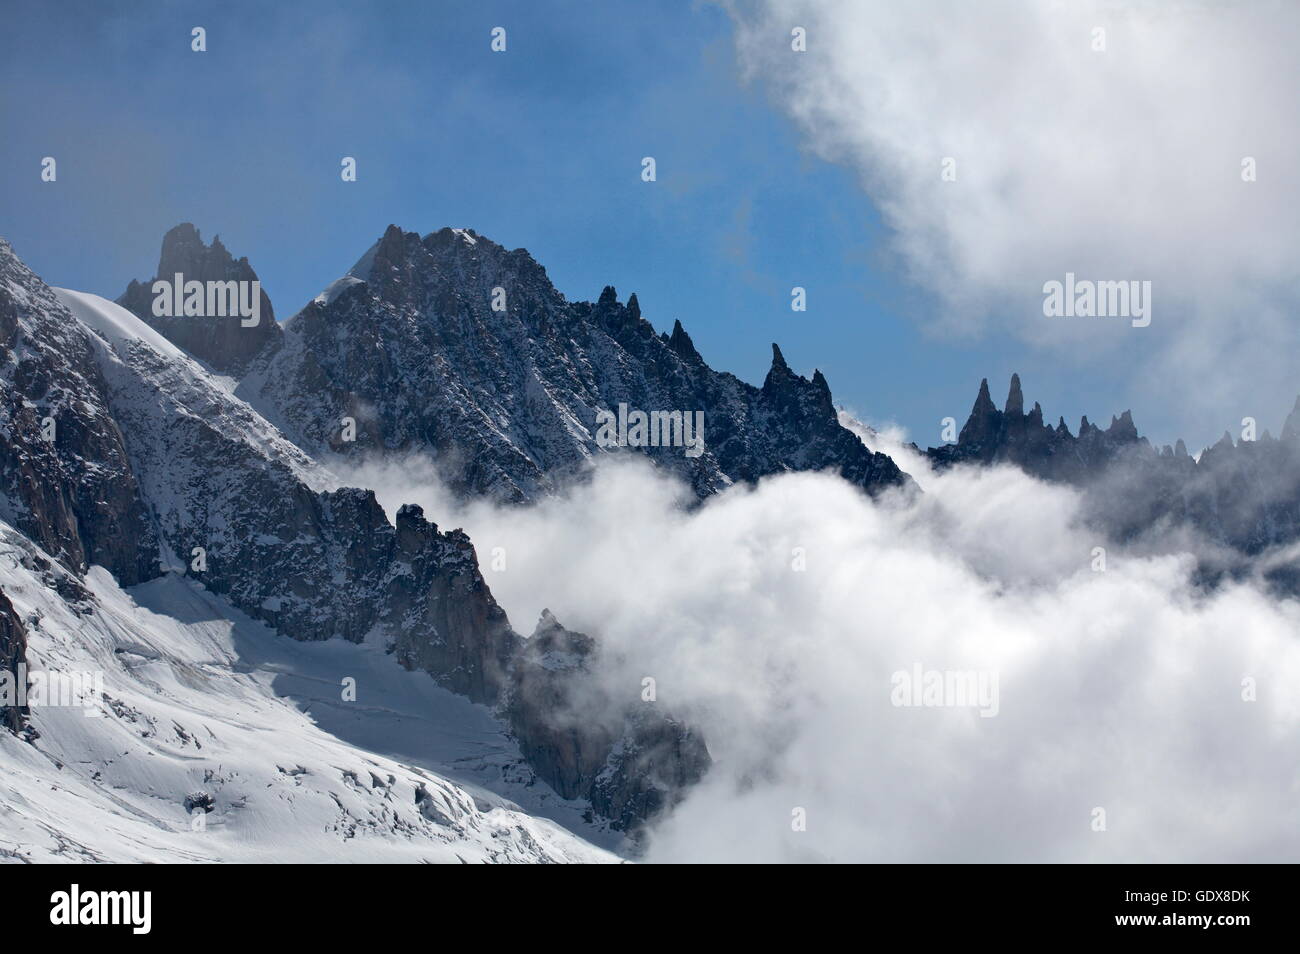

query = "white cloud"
[[726, 0, 1300, 430], [335, 451, 1300, 862]]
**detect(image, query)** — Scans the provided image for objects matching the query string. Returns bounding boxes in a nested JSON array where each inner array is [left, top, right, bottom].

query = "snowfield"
[[54, 288, 333, 495], [0, 523, 619, 864]]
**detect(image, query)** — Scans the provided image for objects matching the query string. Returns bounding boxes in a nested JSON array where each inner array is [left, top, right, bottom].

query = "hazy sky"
[[3, 0, 1297, 451]]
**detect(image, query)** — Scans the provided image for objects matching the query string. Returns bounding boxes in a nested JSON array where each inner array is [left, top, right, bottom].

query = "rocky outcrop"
[[0, 239, 159, 584], [507, 611, 709, 833], [0, 237, 709, 826], [64, 281, 534, 706], [0, 588, 28, 734], [588, 707, 712, 834], [385, 505, 520, 704], [237, 225, 910, 502], [928, 374, 1300, 577], [929, 373, 1147, 482], [118, 223, 281, 374]]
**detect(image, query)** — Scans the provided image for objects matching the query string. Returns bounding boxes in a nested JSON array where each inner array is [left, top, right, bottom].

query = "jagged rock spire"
[[959, 377, 1001, 446], [771, 342, 788, 371], [1283, 395, 1300, 442], [1005, 373, 1024, 416], [761, 342, 798, 395], [117, 222, 280, 375], [1109, 410, 1139, 442], [758, 345, 835, 416], [667, 318, 701, 362], [805, 368, 835, 416]]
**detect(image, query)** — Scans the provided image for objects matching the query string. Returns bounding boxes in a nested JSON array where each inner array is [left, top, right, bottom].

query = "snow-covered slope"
[[56, 288, 329, 495], [0, 237, 707, 847], [49, 285, 523, 693], [0, 521, 617, 863]]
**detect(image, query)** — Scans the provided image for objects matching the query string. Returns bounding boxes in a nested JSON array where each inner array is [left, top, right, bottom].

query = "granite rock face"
[[506, 610, 710, 832], [237, 225, 910, 502], [0, 587, 28, 734], [118, 223, 281, 375], [0, 239, 159, 584], [1, 235, 708, 828]]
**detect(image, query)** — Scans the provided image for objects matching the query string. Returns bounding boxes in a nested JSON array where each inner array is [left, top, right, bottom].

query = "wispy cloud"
[[726, 0, 1300, 433]]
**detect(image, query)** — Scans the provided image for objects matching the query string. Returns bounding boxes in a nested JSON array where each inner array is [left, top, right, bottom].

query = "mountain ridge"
[[2, 235, 707, 838], [927, 374, 1300, 578], [122, 223, 912, 504]]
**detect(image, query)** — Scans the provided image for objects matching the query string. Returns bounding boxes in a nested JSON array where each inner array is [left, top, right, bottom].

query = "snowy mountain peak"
[[1, 236, 708, 848]]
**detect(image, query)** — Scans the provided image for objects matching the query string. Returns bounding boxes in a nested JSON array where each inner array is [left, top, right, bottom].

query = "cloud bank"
[[335, 444, 1300, 862], [726, 0, 1300, 433]]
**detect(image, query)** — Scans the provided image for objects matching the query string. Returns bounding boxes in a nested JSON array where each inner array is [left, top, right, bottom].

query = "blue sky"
[[0, 0, 1243, 449]]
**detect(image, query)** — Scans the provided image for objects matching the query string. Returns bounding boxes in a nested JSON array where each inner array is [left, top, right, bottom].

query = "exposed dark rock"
[[666, 318, 702, 363], [929, 374, 1300, 579], [0, 239, 159, 584], [117, 223, 281, 374], [507, 610, 709, 833], [2, 234, 706, 827], [931, 372, 1148, 482], [183, 791, 215, 814], [588, 707, 711, 834], [1005, 373, 1024, 417], [0, 588, 29, 734], [237, 225, 911, 502]]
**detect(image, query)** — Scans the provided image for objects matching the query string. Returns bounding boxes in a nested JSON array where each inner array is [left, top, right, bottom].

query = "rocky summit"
[[118, 223, 281, 375], [229, 224, 909, 502], [1, 221, 916, 850]]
